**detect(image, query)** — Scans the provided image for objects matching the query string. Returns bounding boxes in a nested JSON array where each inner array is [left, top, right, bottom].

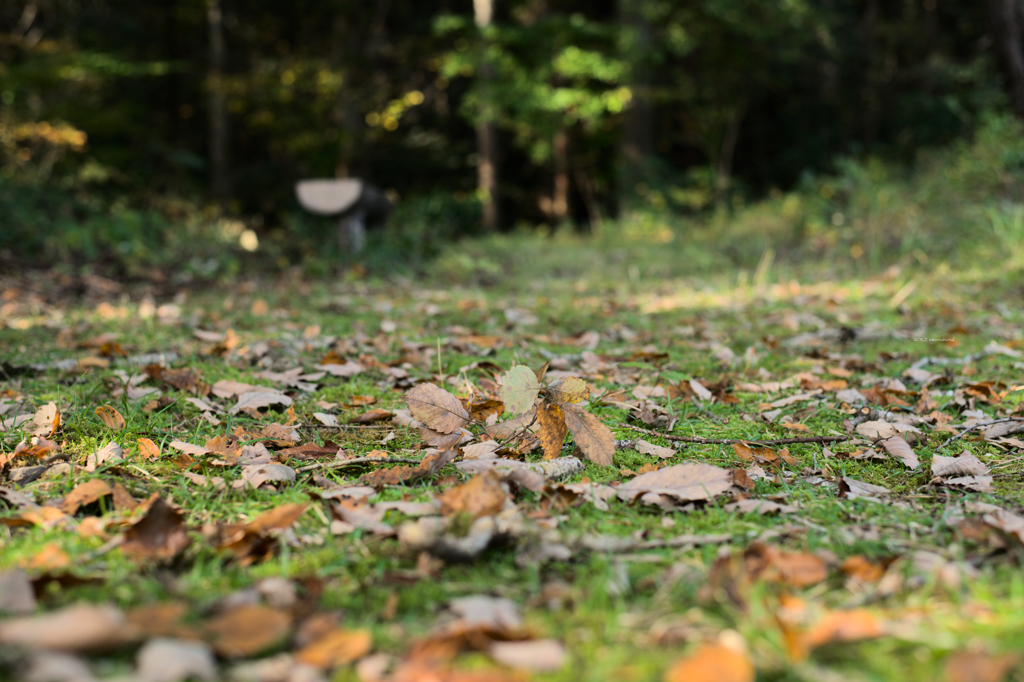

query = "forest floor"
[[1, 255, 1023, 682]]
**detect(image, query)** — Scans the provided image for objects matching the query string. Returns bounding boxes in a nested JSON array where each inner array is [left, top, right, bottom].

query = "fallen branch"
[[619, 422, 850, 447], [301, 423, 394, 430], [295, 455, 422, 474], [938, 417, 1024, 449]]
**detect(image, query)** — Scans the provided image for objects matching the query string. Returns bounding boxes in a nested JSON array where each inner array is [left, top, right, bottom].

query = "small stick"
[[295, 456, 422, 474], [619, 423, 850, 447], [301, 423, 394, 430], [938, 417, 1024, 449]]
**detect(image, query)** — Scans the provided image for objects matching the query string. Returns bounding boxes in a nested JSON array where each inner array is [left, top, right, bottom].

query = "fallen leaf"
[[0, 568, 37, 615], [136, 638, 217, 682], [59, 479, 113, 515], [438, 471, 508, 520], [838, 477, 891, 499], [211, 503, 308, 565], [230, 390, 293, 414], [536, 402, 568, 460], [879, 435, 919, 470], [619, 462, 732, 503], [498, 366, 541, 416], [137, 438, 161, 459], [94, 405, 126, 430], [746, 542, 828, 588], [121, 497, 191, 562], [313, 412, 338, 426], [295, 628, 372, 669], [803, 608, 884, 649], [12, 437, 59, 459], [203, 604, 291, 658], [488, 638, 567, 672], [349, 408, 394, 424], [664, 642, 754, 682], [30, 402, 61, 438], [169, 440, 209, 457], [563, 402, 614, 466], [405, 383, 471, 434], [548, 376, 589, 405], [235, 463, 296, 490], [0, 603, 135, 652], [635, 438, 676, 459], [931, 452, 990, 478], [840, 556, 888, 582], [944, 650, 1019, 682]]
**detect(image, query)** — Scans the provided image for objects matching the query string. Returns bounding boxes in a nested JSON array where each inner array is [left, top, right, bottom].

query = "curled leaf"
[[95, 405, 126, 430]]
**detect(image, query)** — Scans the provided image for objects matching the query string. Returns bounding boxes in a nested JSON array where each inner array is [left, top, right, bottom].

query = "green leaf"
[[498, 365, 541, 416]]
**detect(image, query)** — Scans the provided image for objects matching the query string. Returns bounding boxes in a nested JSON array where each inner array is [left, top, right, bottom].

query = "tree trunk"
[[988, 0, 1024, 118], [552, 128, 569, 224], [474, 0, 500, 232], [206, 0, 228, 202], [618, 0, 654, 211], [714, 107, 744, 210]]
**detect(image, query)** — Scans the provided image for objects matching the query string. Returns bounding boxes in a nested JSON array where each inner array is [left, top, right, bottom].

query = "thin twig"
[[301, 423, 394, 430], [938, 417, 1024, 449], [618, 422, 850, 447], [295, 456, 422, 474]]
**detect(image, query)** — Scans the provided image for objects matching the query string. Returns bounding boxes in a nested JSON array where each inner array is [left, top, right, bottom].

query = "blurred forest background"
[[2, 0, 1024, 282]]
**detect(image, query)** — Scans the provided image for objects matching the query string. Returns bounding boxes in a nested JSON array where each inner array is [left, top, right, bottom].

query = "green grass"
[[1, 249, 1023, 681]]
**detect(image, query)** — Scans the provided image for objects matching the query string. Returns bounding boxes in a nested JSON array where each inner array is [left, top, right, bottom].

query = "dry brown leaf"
[[931, 452, 990, 478], [94, 405, 126, 430], [840, 556, 888, 582], [137, 438, 161, 459], [24, 542, 71, 571], [405, 383, 471, 434], [0, 603, 135, 652], [12, 437, 59, 459], [360, 448, 458, 488], [59, 479, 113, 515], [203, 604, 291, 658], [618, 462, 731, 503], [30, 402, 61, 438], [145, 365, 206, 394], [879, 435, 919, 470], [295, 628, 372, 669], [349, 408, 394, 424], [746, 542, 828, 587], [536, 402, 568, 460], [230, 390, 293, 414], [438, 471, 507, 519], [803, 608, 884, 649], [635, 438, 676, 459], [664, 642, 755, 682], [548, 376, 589, 405], [121, 497, 191, 562], [211, 503, 308, 565], [169, 440, 209, 457], [488, 639, 567, 672], [0, 568, 36, 615], [944, 650, 1019, 682], [838, 477, 892, 499], [562, 402, 614, 466]]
